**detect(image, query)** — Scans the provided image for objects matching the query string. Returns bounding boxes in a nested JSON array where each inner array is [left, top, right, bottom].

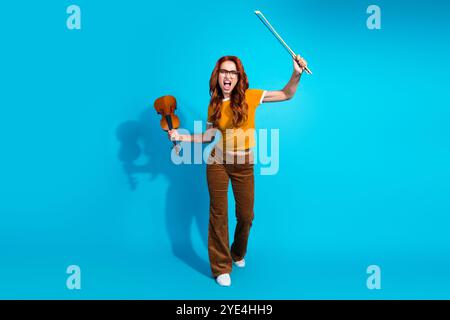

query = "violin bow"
[[254, 10, 312, 75]]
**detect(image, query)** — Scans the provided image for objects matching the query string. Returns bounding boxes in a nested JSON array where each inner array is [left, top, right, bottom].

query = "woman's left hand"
[[294, 54, 307, 74]]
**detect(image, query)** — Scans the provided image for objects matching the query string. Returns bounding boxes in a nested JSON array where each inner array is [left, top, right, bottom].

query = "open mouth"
[[223, 80, 232, 91]]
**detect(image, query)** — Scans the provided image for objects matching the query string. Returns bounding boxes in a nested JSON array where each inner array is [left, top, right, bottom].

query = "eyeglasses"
[[219, 69, 239, 78]]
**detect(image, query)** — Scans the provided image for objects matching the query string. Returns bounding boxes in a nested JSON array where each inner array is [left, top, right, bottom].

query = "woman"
[[168, 55, 307, 286]]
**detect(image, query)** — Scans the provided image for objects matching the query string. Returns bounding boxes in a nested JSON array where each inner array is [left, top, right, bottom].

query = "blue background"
[[0, 0, 449, 299]]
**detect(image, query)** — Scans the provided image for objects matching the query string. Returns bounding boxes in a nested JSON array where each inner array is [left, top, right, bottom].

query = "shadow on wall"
[[116, 106, 211, 278]]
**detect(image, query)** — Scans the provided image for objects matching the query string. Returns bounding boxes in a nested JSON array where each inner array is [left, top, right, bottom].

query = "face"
[[218, 60, 239, 98]]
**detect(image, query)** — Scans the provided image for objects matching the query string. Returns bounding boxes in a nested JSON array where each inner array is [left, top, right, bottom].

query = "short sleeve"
[[207, 104, 213, 124], [246, 89, 267, 108]]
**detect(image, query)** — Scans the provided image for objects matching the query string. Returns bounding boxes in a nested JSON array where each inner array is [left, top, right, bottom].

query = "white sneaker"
[[216, 273, 231, 286], [233, 258, 246, 268]]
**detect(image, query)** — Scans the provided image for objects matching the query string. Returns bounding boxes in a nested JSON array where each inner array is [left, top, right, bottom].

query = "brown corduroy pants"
[[206, 149, 255, 277]]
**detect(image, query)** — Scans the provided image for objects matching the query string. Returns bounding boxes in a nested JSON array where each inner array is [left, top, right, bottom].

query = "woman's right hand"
[[168, 129, 181, 142]]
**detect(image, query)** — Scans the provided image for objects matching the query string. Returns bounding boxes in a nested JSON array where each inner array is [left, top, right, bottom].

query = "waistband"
[[208, 148, 254, 165]]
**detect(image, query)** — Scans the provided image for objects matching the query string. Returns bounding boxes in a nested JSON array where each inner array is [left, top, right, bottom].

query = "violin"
[[154, 95, 182, 155]]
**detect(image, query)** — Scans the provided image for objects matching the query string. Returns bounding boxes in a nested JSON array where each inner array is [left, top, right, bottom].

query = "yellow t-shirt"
[[207, 89, 266, 151]]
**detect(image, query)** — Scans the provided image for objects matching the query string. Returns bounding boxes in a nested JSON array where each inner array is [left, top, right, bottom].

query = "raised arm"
[[262, 55, 308, 103]]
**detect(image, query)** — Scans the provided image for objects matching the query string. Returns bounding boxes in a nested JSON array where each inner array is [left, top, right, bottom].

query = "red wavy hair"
[[208, 56, 249, 128]]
